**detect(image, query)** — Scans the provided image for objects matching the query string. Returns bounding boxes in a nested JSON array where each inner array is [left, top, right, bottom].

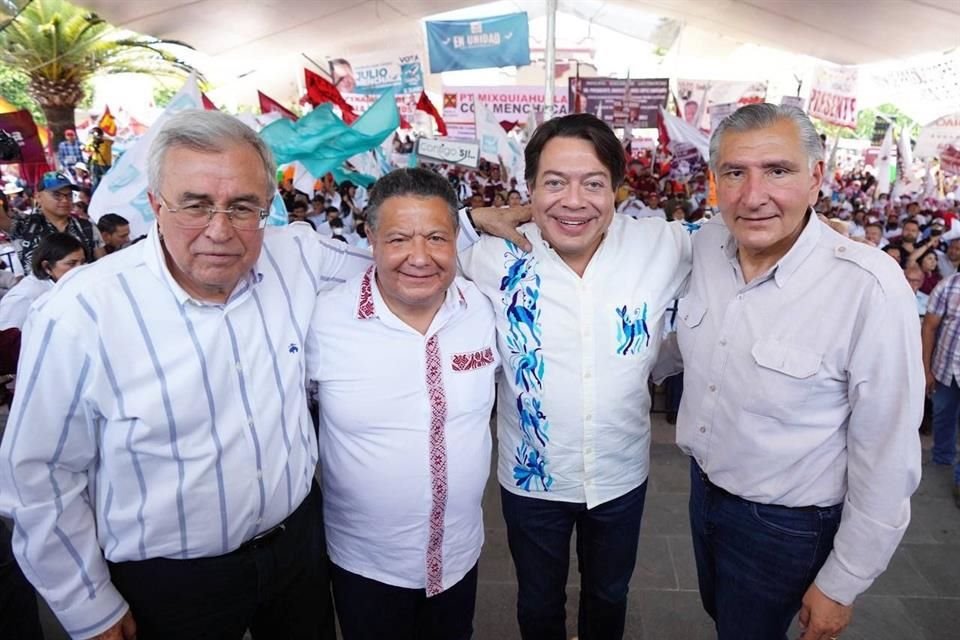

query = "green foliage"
[[0, 64, 45, 122], [815, 103, 921, 144]]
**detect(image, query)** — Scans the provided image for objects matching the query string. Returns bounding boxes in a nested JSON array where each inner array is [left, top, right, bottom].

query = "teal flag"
[[261, 88, 400, 182]]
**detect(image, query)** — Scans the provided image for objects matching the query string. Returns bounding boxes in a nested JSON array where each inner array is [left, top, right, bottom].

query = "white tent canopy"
[[76, 0, 960, 118]]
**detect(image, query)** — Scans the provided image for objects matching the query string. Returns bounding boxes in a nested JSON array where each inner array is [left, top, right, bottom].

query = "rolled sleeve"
[[0, 313, 130, 638], [814, 280, 922, 605]]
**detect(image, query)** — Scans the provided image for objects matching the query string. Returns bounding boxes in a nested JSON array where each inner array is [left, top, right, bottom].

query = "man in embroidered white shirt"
[[306, 168, 498, 640], [459, 114, 692, 639]]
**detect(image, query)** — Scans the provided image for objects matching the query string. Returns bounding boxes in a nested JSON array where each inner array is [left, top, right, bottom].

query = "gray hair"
[[709, 103, 824, 174], [147, 109, 277, 198], [365, 168, 459, 233]]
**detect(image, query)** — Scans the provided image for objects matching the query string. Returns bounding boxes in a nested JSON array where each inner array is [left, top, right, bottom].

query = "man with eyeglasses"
[[0, 110, 525, 640], [12, 171, 104, 268]]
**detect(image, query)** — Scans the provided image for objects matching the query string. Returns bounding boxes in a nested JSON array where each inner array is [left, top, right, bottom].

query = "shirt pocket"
[[676, 295, 707, 356], [446, 347, 498, 415], [746, 338, 821, 418]]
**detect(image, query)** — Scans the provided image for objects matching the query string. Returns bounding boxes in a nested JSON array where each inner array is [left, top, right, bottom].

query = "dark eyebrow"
[[717, 160, 801, 172], [542, 170, 609, 180]]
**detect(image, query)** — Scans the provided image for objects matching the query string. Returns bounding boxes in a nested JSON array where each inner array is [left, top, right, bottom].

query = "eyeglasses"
[[46, 191, 73, 202], [157, 193, 270, 230]]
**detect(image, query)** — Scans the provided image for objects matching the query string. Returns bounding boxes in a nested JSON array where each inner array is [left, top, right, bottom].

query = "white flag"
[[89, 74, 204, 240], [474, 99, 526, 185]]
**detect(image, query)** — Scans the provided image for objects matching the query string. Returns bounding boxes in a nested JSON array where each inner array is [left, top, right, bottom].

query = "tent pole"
[[544, 0, 558, 119]]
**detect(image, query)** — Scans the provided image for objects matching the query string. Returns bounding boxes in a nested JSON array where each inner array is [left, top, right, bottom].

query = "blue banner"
[[426, 12, 530, 73]]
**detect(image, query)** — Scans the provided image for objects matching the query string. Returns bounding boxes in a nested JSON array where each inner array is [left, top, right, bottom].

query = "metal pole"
[[544, 0, 558, 119]]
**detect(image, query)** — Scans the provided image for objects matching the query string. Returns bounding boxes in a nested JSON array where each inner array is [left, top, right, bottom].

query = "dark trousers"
[[689, 459, 842, 640], [331, 563, 478, 640], [0, 519, 43, 640], [500, 482, 648, 640], [108, 485, 335, 640], [932, 380, 960, 466]]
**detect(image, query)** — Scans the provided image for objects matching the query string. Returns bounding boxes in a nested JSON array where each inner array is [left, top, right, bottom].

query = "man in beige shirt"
[[676, 104, 922, 640]]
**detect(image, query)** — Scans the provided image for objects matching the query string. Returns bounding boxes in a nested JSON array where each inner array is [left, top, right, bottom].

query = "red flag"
[[302, 68, 357, 124], [201, 93, 218, 111], [258, 91, 298, 122], [399, 115, 412, 130], [98, 106, 117, 136], [415, 91, 447, 136], [0, 110, 51, 186]]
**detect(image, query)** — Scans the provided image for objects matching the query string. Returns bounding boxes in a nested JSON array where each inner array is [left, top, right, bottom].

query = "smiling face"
[[368, 195, 457, 326], [716, 118, 823, 262], [149, 143, 270, 303], [530, 136, 615, 275]]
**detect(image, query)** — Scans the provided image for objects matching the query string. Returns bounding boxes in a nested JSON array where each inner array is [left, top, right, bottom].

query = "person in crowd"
[[288, 200, 310, 224], [937, 238, 960, 277], [96, 213, 132, 255], [883, 243, 905, 266], [507, 189, 524, 207], [676, 103, 921, 640], [459, 113, 692, 640], [338, 180, 360, 224], [922, 270, 960, 508], [12, 171, 103, 268], [307, 168, 497, 640], [863, 221, 886, 248], [57, 129, 83, 177], [904, 264, 930, 318], [0, 232, 85, 330], [85, 127, 114, 192], [73, 161, 93, 190]]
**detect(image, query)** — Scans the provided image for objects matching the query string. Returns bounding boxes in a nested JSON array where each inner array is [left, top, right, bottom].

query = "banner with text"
[[330, 52, 424, 120], [416, 137, 480, 168], [807, 65, 859, 129], [442, 86, 568, 139], [676, 79, 767, 132], [426, 12, 530, 73], [568, 78, 669, 129], [915, 112, 960, 159]]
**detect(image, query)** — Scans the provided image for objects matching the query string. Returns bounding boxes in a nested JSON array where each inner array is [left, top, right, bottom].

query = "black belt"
[[238, 521, 287, 552]]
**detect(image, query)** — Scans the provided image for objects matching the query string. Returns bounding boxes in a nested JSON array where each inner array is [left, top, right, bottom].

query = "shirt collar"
[[143, 222, 259, 307], [355, 265, 468, 329], [721, 210, 822, 289]]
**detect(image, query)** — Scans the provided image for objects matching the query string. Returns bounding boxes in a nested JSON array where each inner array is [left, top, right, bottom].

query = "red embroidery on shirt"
[[356, 266, 376, 319], [424, 335, 448, 597], [451, 347, 495, 372]]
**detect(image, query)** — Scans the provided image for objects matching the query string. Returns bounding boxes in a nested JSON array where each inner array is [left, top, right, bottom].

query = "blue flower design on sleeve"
[[500, 241, 553, 492]]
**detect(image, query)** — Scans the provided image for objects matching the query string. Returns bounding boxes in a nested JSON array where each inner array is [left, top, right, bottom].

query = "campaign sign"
[[569, 78, 669, 128], [426, 12, 531, 73], [417, 138, 481, 168]]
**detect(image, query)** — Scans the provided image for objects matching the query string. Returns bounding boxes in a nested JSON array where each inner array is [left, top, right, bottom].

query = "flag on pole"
[[893, 123, 914, 198], [302, 68, 358, 124], [98, 106, 117, 136], [258, 91, 298, 122], [201, 93, 218, 111], [474, 99, 525, 186], [415, 91, 447, 136], [876, 126, 895, 196]]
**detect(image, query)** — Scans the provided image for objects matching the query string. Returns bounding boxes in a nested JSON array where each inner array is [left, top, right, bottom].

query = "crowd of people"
[[0, 101, 951, 640]]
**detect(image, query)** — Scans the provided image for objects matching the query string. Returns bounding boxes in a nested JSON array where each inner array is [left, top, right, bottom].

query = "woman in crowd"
[[0, 233, 85, 330]]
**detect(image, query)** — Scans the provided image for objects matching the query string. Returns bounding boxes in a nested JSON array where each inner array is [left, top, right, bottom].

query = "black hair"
[[524, 113, 625, 191], [97, 213, 129, 235], [31, 232, 84, 280], [365, 168, 459, 232]]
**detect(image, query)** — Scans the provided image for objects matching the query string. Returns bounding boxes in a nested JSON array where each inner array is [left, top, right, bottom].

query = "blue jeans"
[[932, 380, 960, 466], [500, 482, 648, 640], [689, 460, 842, 640]]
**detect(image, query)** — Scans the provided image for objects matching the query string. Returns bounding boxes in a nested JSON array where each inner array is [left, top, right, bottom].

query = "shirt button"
[[837, 246, 846, 253], [235, 361, 242, 371], [257, 470, 263, 479], [699, 426, 706, 433], [737, 294, 744, 301], [585, 414, 593, 421], [708, 384, 717, 392], [247, 416, 255, 427], [584, 371, 592, 379], [719, 338, 727, 346]]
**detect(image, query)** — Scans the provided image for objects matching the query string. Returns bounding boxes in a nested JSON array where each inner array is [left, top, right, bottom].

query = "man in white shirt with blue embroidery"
[[307, 168, 498, 640], [460, 114, 693, 639]]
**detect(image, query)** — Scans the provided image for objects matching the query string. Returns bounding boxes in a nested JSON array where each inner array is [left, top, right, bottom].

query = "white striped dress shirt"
[[0, 223, 372, 638]]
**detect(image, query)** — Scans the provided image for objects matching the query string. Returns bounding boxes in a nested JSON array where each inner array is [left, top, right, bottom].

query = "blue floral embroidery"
[[500, 241, 553, 491], [615, 303, 650, 356]]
